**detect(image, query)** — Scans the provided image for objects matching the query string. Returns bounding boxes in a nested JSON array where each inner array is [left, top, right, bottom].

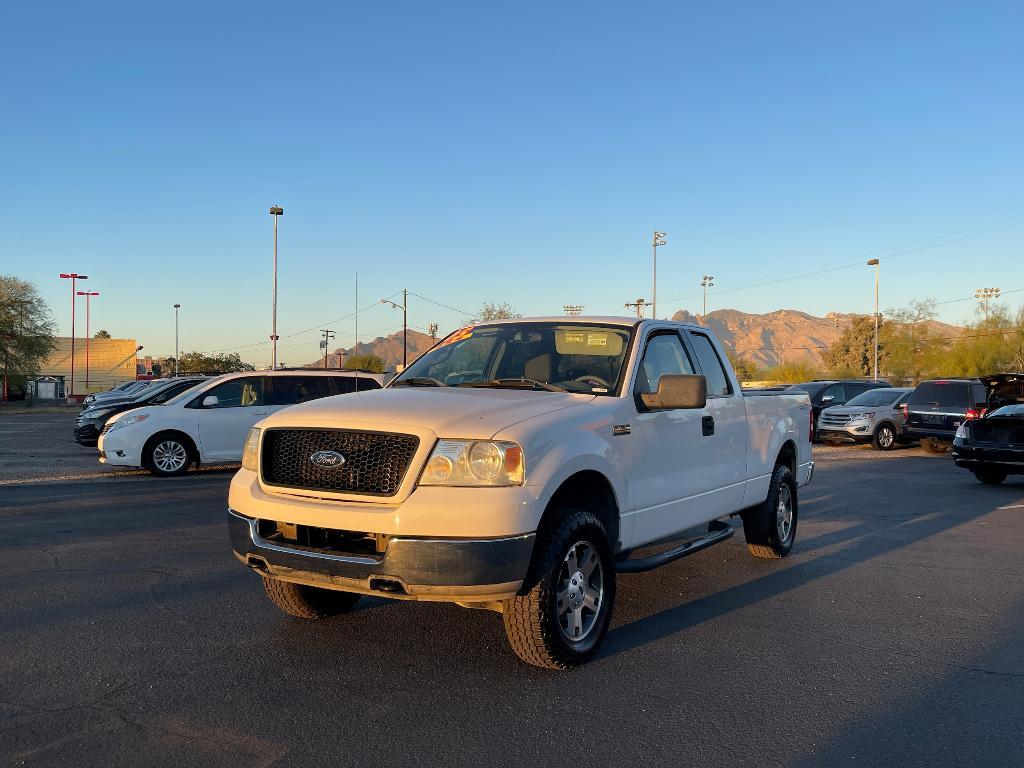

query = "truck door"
[[628, 330, 718, 547], [685, 330, 747, 513]]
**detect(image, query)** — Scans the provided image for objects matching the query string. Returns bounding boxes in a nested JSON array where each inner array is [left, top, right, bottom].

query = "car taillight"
[[965, 409, 984, 420], [901, 403, 909, 420]]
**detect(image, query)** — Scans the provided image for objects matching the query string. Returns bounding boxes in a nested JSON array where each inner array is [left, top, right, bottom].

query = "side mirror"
[[821, 395, 834, 403], [202, 395, 219, 408], [640, 374, 707, 411]]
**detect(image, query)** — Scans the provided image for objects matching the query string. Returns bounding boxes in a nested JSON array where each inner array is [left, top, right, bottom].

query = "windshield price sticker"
[[587, 334, 608, 347]]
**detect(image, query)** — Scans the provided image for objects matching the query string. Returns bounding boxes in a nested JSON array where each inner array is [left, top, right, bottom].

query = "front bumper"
[[819, 424, 873, 443], [74, 421, 102, 444], [97, 429, 143, 467], [229, 510, 534, 603]]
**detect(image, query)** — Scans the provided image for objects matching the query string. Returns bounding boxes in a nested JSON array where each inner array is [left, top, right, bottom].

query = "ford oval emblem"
[[309, 450, 346, 468]]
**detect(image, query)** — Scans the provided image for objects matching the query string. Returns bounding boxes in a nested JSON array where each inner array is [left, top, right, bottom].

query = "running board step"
[[615, 520, 734, 573]]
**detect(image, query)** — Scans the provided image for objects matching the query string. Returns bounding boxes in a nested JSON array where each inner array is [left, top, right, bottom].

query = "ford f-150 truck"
[[228, 317, 814, 669]]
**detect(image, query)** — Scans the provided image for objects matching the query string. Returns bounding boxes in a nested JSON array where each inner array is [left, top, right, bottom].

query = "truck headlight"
[[107, 413, 148, 432], [420, 439, 524, 486], [241, 428, 261, 472]]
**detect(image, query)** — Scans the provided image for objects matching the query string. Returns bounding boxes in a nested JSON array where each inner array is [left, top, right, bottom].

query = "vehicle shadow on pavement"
[[601, 461, 1018, 661]]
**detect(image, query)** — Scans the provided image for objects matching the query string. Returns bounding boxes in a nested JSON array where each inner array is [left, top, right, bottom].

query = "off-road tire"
[[872, 423, 898, 451], [143, 433, 193, 477], [921, 439, 949, 455], [502, 509, 615, 670], [742, 464, 798, 559], [262, 576, 361, 619], [973, 467, 1008, 485]]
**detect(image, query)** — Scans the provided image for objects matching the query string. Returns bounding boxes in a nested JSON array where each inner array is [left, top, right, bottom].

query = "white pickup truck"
[[228, 317, 813, 668]]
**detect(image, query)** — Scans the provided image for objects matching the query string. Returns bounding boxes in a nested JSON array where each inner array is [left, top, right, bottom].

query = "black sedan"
[[74, 377, 207, 445], [952, 403, 1024, 485]]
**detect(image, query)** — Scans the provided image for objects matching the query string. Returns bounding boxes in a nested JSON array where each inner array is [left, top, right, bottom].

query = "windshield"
[[845, 389, 905, 407], [989, 404, 1024, 417], [393, 322, 634, 394]]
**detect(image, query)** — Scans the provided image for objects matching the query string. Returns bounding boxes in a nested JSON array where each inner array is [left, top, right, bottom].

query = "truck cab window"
[[687, 332, 731, 396], [636, 334, 694, 393]]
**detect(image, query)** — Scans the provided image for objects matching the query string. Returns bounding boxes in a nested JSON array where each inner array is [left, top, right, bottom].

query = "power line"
[[407, 292, 475, 317]]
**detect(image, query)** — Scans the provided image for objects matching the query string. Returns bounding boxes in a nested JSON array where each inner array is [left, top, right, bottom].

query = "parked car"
[[902, 378, 988, 453], [82, 380, 139, 406], [84, 379, 157, 406], [99, 370, 384, 476], [74, 377, 208, 445], [785, 379, 892, 440], [226, 317, 814, 669], [818, 387, 914, 450], [952, 401, 1024, 484]]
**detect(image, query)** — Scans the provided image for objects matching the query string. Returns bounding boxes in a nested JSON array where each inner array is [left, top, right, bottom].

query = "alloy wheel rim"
[[879, 427, 894, 447], [555, 541, 603, 643], [776, 484, 793, 542], [154, 441, 188, 472]]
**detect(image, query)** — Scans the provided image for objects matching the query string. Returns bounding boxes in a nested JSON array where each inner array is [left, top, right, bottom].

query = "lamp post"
[[269, 205, 283, 368], [380, 290, 409, 368], [76, 291, 99, 392], [320, 328, 335, 369], [651, 231, 667, 319], [59, 273, 88, 397], [173, 304, 181, 375], [700, 275, 714, 320], [867, 259, 880, 380], [974, 287, 1001, 319]]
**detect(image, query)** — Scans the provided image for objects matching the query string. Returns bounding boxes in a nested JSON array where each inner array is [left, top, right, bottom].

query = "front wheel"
[[973, 467, 1008, 485], [872, 423, 898, 451], [742, 464, 798, 558], [262, 576, 361, 619], [502, 509, 615, 669], [144, 434, 193, 477]]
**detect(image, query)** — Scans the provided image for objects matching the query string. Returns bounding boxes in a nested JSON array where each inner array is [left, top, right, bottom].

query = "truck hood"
[[259, 387, 596, 439], [821, 405, 881, 416]]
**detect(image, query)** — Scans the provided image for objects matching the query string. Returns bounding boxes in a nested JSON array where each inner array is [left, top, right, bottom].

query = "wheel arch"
[[538, 470, 621, 552], [776, 439, 797, 474]]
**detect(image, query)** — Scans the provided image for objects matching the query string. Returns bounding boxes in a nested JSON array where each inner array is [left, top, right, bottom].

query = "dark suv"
[[902, 378, 987, 454], [785, 380, 892, 440]]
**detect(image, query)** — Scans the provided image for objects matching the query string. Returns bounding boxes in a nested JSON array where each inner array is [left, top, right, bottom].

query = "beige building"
[[40, 337, 140, 395]]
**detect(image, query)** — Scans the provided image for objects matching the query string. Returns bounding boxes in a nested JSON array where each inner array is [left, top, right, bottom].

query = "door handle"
[[702, 415, 715, 436]]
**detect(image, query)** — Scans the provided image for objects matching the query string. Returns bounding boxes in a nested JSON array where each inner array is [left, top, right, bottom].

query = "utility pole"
[[354, 272, 359, 352], [59, 273, 88, 398], [625, 298, 652, 318], [974, 287, 1001, 319], [380, 289, 409, 368], [76, 290, 99, 392], [173, 304, 181, 375], [269, 205, 283, 368], [864, 262, 880, 382], [700, 275, 714, 320], [320, 329, 335, 369], [651, 231, 667, 319], [428, 323, 439, 340], [563, 305, 583, 316]]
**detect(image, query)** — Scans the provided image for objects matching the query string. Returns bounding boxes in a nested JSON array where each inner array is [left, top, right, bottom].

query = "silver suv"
[[818, 387, 914, 450]]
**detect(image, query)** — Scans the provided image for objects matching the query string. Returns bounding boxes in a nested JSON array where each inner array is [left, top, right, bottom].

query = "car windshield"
[[392, 322, 634, 394], [988, 404, 1024, 417], [845, 389, 904, 407]]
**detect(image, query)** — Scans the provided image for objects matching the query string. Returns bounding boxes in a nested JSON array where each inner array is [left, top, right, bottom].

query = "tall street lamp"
[[173, 304, 181, 375], [700, 275, 715, 319], [76, 290, 99, 392], [269, 205, 284, 368], [380, 289, 409, 368], [867, 259, 880, 380], [59, 273, 88, 398], [651, 231, 667, 319]]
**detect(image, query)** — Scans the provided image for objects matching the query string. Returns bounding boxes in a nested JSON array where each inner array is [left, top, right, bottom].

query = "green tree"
[[344, 354, 385, 373], [726, 351, 761, 382], [93, 329, 112, 339], [1, 275, 57, 397], [821, 315, 879, 377], [167, 351, 255, 374], [763, 361, 819, 383], [472, 302, 521, 323], [881, 299, 947, 383], [945, 304, 1018, 377]]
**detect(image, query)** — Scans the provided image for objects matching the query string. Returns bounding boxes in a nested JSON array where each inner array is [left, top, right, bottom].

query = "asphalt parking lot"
[[1, 416, 1022, 767]]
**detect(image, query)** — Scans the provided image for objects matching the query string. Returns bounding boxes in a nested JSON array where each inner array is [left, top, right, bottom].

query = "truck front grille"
[[261, 428, 420, 496]]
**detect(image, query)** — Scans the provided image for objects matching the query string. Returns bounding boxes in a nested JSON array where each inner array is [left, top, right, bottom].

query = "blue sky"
[[2, 1, 1022, 366]]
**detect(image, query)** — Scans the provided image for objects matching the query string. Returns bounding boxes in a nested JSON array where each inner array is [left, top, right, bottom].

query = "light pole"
[[320, 328, 335, 369], [269, 205, 283, 368], [700, 275, 714, 319], [59, 273, 88, 398], [380, 290, 409, 368], [652, 231, 666, 319], [173, 304, 181, 375], [867, 259, 880, 380], [76, 291, 99, 392], [974, 287, 1001, 319]]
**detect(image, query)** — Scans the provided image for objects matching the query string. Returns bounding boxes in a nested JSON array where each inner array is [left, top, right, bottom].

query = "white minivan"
[[99, 369, 384, 476]]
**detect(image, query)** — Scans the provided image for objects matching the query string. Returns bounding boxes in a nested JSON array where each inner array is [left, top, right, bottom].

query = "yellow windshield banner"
[[437, 326, 474, 348]]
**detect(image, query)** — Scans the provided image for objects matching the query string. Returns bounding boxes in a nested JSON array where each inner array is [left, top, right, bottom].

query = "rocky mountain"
[[671, 308, 960, 368], [305, 329, 438, 370]]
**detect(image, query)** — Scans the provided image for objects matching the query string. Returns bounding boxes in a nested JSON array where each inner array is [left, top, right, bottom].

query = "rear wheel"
[[144, 434, 193, 477], [262, 576, 361, 619], [872, 423, 898, 451], [502, 509, 615, 669], [921, 439, 948, 455], [973, 467, 1008, 485], [742, 464, 797, 558]]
